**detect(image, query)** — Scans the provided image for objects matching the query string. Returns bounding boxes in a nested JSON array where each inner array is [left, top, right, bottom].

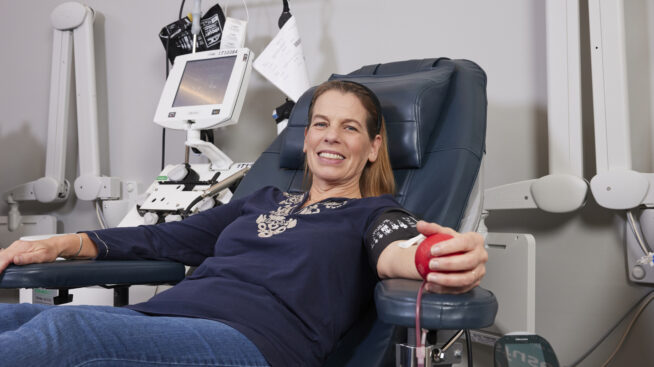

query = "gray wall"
[[1, 0, 653, 365]]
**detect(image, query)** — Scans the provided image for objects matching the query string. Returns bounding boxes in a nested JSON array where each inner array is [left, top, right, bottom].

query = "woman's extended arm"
[[0, 194, 250, 273], [376, 221, 488, 294], [0, 233, 98, 273]]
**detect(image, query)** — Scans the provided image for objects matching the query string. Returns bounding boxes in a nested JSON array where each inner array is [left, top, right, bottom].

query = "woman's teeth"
[[319, 152, 344, 160]]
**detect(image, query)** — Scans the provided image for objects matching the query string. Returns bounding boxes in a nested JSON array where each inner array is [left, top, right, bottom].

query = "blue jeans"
[[0, 303, 270, 367]]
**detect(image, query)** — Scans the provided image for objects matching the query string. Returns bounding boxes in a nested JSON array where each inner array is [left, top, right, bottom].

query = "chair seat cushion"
[[375, 279, 497, 330]]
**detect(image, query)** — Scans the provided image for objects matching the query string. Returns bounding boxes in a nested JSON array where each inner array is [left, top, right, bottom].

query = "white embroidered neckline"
[[256, 193, 348, 238]]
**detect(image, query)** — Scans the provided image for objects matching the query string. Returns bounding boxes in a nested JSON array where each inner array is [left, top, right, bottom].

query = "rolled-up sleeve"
[[83, 196, 247, 266]]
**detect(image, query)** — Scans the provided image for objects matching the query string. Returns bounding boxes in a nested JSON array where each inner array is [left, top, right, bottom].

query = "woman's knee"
[[0, 303, 52, 333], [30, 306, 99, 336]]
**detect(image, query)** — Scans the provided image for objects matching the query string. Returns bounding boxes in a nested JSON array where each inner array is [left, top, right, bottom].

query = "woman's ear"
[[368, 134, 382, 162]]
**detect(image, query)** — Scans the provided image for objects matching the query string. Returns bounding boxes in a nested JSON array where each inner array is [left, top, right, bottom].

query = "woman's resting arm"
[[376, 221, 488, 294], [0, 195, 248, 271], [85, 196, 248, 265]]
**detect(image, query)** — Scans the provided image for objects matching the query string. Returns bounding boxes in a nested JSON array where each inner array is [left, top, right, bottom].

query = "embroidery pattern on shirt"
[[256, 194, 348, 238], [297, 204, 320, 215], [296, 200, 348, 215], [256, 193, 303, 238], [371, 216, 418, 246]]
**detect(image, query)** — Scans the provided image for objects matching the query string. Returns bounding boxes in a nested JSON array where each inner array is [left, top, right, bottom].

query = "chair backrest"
[[233, 58, 487, 366], [234, 58, 486, 227]]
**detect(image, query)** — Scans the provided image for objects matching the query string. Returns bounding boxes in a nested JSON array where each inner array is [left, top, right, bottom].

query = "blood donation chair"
[[0, 57, 497, 366]]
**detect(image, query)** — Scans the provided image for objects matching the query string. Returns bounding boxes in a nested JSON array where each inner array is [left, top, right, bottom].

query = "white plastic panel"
[[483, 180, 538, 211], [546, 0, 583, 176], [72, 6, 101, 179], [588, 0, 632, 174], [481, 232, 536, 334], [50, 2, 88, 30], [590, 169, 649, 209], [530, 174, 587, 213], [45, 29, 73, 185]]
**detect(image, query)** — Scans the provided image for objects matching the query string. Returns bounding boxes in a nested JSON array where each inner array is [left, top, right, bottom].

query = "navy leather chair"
[[236, 58, 496, 366], [0, 57, 497, 366]]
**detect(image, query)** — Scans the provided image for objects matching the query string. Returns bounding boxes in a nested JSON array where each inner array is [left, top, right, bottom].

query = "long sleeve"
[[84, 195, 248, 266]]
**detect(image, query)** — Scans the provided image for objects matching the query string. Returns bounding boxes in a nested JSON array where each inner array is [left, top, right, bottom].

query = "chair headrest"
[[280, 63, 456, 170]]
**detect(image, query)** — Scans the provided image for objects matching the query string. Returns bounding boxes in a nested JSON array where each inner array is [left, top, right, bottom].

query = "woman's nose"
[[323, 126, 341, 142]]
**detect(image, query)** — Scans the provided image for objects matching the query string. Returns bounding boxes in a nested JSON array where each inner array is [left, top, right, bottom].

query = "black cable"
[[278, 0, 292, 28], [178, 0, 186, 20], [183, 195, 204, 216], [161, 129, 166, 170], [464, 329, 472, 367], [165, 29, 170, 77]]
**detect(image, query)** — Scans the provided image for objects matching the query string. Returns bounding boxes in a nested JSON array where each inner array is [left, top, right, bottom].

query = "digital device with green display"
[[494, 333, 559, 367]]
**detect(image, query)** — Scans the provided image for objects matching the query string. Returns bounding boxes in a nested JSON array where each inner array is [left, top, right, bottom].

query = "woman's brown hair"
[[304, 80, 395, 197]]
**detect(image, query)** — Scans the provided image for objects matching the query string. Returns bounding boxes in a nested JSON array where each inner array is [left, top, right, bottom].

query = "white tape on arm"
[[397, 233, 426, 248]]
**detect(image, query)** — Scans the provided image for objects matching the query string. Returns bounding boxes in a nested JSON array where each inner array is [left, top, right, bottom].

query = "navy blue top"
[[84, 186, 413, 366]]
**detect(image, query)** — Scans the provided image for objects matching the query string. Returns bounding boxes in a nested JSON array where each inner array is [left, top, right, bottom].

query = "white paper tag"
[[253, 16, 310, 102], [221, 17, 247, 49]]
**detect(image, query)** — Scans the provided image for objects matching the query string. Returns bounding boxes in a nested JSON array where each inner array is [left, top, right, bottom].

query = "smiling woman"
[[302, 80, 394, 202], [0, 79, 487, 367]]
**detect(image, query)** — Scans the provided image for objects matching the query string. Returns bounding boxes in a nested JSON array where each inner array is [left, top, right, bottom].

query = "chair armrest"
[[0, 260, 185, 289], [374, 279, 498, 330]]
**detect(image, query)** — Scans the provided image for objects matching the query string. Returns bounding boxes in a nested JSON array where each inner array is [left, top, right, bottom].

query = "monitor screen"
[[504, 343, 548, 367], [153, 48, 252, 130], [172, 56, 237, 107], [495, 334, 559, 367]]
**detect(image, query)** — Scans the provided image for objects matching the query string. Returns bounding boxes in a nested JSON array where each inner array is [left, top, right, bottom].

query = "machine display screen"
[[172, 55, 237, 107], [503, 343, 550, 367]]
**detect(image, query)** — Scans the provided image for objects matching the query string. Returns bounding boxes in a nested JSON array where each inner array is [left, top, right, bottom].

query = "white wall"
[[0, 0, 653, 365]]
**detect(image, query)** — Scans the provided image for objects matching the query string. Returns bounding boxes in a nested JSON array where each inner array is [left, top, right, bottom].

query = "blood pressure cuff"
[[159, 3, 226, 63], [366, 209, 420, 270]]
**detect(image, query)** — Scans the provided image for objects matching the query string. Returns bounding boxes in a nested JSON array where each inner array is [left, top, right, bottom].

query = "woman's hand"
[[376, 220, 488, 294], [417, 221, 487, 294], [0, 238, 60, 273], [0, 234, 96, 274]]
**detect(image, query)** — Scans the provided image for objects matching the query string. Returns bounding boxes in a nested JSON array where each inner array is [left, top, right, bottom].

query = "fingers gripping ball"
[[414, 233, 454, 280]]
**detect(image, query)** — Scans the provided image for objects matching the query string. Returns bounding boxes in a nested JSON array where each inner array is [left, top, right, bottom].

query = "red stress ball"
[[414, 233, 454, 280]]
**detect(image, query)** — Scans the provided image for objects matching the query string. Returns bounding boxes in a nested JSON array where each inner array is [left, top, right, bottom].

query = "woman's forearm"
[[377, 242, 421, 280]]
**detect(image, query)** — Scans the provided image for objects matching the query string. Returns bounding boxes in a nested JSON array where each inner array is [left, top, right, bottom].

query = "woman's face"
[[303, 90, 382, 192]]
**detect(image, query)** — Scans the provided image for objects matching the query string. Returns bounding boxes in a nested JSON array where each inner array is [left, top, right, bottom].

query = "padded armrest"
[[0, 260, 185, 289], [375, 279, 497, 330]]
